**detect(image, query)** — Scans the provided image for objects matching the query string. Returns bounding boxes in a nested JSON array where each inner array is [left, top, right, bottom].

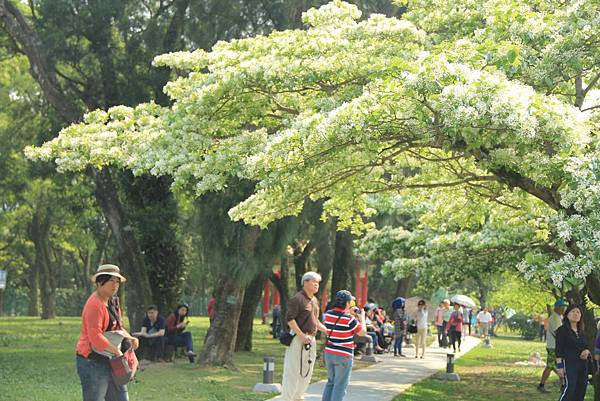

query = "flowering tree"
[[28, 0, 600, 322], [358, 190, 566, 306]]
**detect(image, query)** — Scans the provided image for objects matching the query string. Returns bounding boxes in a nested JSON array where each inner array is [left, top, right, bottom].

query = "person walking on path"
[[556, 304, 590, 401], [281, 272, 328, 401], [537, 299, 565, 393], [441, 300, 452, 348], [393, 300, 407, 357], [462, 307, 471, 337], [414, 300, 428, 359], [75, 264, 139, 401], [434, 302, 444, 347], [445, 303, 464, 353], [321, 290, 367, 401], [476, 307, 493, 340]]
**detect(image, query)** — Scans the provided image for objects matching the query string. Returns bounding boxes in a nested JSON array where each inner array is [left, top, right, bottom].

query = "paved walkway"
[[268, 335, 481, 401]]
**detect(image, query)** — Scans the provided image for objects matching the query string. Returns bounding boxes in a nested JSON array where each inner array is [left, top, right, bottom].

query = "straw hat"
[[91, 264, 127, 283]]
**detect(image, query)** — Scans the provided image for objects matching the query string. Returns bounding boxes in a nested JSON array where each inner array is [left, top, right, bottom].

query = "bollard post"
[[253, 356, 282, 393], [446, 353, 455, 373], [435, 353, 460, 381], [263, 357, 274, 385]]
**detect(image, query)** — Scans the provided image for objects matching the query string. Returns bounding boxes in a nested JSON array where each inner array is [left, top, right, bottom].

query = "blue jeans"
[[366, 332, 378, 349], [394, 334, 404, 355], [76, 355, 128, 401], [173, 331, 194, 352], [322, 353, 353, 401]]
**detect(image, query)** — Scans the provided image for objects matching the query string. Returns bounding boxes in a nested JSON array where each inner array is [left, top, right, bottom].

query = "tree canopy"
[[27, 0, 600, 292]]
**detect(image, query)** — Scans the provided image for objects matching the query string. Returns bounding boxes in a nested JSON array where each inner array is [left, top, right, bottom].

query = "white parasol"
[[450, 294, 477, 309]]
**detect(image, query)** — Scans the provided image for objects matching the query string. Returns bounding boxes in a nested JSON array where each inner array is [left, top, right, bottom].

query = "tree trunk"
[[331, 230, 354, 297], [200, 273, 245, 367], [26, 255, 39, 316], [28, 207, 56, 319], [313, 218, 335, 300], [121, 173, 183, 314], [477, 281, 491, 308], [91, 167, 151, 331], [586, 273, 600, 306], [576, 292, 600, 401], [395, 275, 414, 298], [293, 240, 314, 291], [235, 273, 266, 352], [271, 255, 291, 332]]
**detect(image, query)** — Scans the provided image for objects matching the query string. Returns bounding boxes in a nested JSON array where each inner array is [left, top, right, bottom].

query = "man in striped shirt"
[[322, 290, 367, 401]]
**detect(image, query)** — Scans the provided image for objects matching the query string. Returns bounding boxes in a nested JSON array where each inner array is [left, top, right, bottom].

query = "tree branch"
[[0, 0, 81, 123], [581, 104, 600, 113], [583, 71, 600, 98]]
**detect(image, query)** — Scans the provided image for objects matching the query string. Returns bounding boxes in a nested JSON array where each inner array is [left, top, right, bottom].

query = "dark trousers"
[[436, 325, 444, 347], [137, 336, 166, 361], [560, 358, 588, 401], [441, 321, 449, 347], [449, 329, 462, 352]]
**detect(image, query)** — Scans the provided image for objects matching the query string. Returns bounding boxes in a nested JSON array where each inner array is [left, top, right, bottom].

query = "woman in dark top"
[[555, 304, 590, 401]]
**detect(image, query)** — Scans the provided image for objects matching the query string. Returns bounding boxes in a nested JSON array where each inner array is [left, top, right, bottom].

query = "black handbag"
[[280, 308, 312, 346], [408, 324, 418, 334], [279, 332, 295, 346]]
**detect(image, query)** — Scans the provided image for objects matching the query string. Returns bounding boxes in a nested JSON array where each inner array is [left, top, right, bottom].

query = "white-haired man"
[[281, 271, 328, 401]]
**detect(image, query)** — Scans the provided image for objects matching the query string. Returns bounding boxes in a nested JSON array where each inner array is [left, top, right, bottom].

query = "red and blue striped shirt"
[[324, 307, 363, 359]]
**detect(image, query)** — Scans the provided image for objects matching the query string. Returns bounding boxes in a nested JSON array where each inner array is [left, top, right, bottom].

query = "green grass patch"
[[0, 316, 339, 401], [394, 336, 593, 401]]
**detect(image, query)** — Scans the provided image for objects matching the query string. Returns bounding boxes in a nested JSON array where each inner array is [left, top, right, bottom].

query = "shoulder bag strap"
[[326, 312, 345, 342]]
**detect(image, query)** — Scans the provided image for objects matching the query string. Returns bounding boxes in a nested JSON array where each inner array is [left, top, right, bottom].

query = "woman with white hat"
[[75, 264, 139, 401]]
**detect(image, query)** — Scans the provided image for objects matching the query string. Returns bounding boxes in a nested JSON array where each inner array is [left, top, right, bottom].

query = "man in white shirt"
[[537, 299, 566, 393], [476, 307, 492, 339]]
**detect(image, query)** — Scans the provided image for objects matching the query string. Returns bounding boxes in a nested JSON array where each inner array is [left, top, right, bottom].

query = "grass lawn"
[[0, 316, 352, 401], [394, 336, 593, 401]]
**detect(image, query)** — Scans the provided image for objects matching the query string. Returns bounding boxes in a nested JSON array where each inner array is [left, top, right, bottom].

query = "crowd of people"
[[278, 272, 508, 401], [76, 263, 595, 401]]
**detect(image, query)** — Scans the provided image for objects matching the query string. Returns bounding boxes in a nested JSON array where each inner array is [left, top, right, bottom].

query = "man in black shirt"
[[132, 305, 166, 362]]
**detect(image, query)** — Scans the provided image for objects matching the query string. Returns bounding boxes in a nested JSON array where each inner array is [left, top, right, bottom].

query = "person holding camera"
[[281, 272, 329, 401], [321, 290, 366, 401]]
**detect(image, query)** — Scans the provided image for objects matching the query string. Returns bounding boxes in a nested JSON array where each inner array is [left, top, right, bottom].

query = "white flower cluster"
[[302, 0, 362, 27]]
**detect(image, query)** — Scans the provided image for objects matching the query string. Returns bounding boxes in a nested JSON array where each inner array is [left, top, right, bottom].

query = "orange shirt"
[[75, 293, 111, 357]]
